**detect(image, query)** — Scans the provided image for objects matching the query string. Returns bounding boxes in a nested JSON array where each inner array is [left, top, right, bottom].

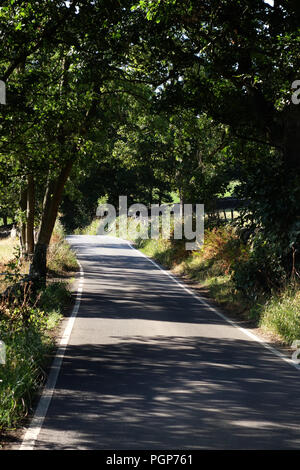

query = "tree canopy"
[[0, 0, 299, 282]]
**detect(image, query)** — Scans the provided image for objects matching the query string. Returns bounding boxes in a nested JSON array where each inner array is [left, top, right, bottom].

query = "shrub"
[[0, 292, 52, 429], [0, 280, 69, 431], [0, 322, 52, 429], [38, 282, 72, 314], [232, 237, 287, 301], [198, 226, 248, 275]]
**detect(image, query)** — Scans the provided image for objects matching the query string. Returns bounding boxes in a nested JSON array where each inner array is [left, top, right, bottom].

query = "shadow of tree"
[[35, 236, 300, 450], [35, 335, 300, 450]]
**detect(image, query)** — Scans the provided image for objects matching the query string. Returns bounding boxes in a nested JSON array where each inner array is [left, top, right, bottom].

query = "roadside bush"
[[232, 237, 287, 302], [38, 282, 72, 314], [0, 320, 52, 430], [0, 289, 55, 430], [199, 226, 248, 275], [50, 218, 66, 243], [0, 281, 69, 430]]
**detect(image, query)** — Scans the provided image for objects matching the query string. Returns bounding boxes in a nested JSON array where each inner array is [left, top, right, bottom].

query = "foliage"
[[0, 283, 54, 429], [136, 237, 188, 269], [0, 217, 75, 431], [259, 288, 300, 344], [199, 226, 248, 275], [133, 0, 300, 274], [74, 219, 100, 236], [38, 282, 72, 315], [0, 0, 159, 279], [0, 277, 71, 431], [47, 238, 78, 274], [232, 236, 288, 302], [133, 223, 246, 279], [1, 283, 42, 328], [2, 247, 23, 285], [0, 318, 53, 430], [234, 144, 300, 261], [0, 297, 63, 430]]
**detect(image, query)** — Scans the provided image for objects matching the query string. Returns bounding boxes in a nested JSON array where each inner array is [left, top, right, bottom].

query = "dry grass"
[[0, 237, 18, 264], [0, 237, 21, 293]]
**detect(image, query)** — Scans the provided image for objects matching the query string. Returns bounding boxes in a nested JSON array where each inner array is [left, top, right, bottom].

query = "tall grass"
[[259, 288, 300, 343], [73, 219, 100, 236], [0, 313, 54, 430], [0, 280, 71, 431], [0, 219, 77, 433], [0, 237, 18, 264], [47, 220, 78, 274]]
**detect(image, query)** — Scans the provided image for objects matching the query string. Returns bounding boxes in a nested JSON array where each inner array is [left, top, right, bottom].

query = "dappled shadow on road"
[[35, 335, 300, 450], [73, 251, 225, 326], [67, 236, 131, 256], [38, 236, 300, 449], [67, 237, 213, 322]]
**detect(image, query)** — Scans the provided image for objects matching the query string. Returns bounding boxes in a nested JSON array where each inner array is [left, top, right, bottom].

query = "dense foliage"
[[1, 0, 299, 290]]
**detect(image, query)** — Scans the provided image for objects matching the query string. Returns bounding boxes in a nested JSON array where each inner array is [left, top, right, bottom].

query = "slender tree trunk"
[[20, 187, 27, 258], [26, 174, 35, 258], [29, 160, 73, 285]]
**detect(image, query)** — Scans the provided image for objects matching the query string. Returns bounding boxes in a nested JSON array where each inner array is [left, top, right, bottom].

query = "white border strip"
[[19, 262, 84, 450], [127, 241, 300, 372]]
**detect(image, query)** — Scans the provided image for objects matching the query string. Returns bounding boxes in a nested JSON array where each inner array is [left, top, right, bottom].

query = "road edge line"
[[127, 240, 300, 373], [19, 261, 84, 450]]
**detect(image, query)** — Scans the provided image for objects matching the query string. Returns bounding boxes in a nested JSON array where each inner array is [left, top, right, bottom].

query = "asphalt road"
[[28, 235, 300, 449]]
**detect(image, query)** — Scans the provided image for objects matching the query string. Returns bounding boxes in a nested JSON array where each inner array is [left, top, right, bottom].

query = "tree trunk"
[[26, 174, 35, 258], [19, 187, 27, 258], [29, 160, 73, 285]]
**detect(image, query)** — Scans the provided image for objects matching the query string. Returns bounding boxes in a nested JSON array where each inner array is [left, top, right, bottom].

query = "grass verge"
[[0, 220, 77, 439], [259, 289, 300, 343], [73, 219, 99, 236], [0, 237, 18, 264], [0, 281, 72, 435]]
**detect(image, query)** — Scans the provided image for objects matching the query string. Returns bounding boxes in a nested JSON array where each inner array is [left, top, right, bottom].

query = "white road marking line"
[[19, 262, 84, 450], [126, 240, 300, 372]]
